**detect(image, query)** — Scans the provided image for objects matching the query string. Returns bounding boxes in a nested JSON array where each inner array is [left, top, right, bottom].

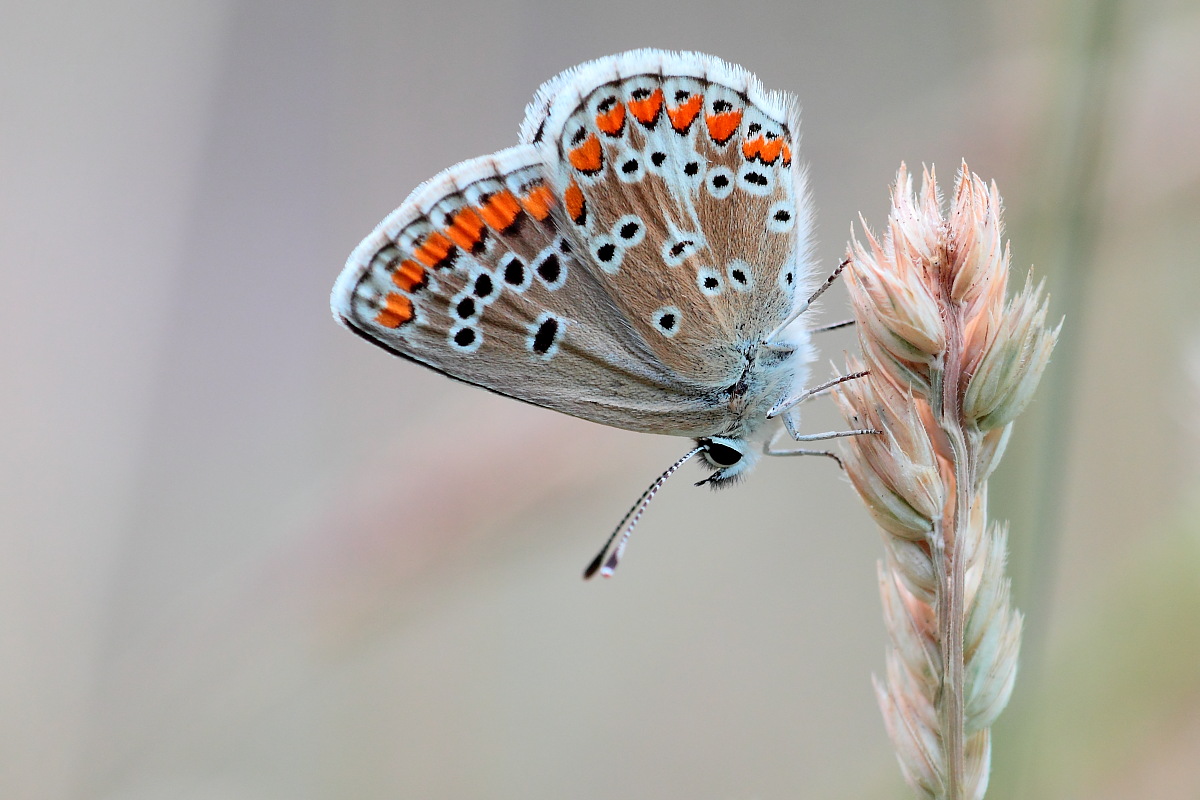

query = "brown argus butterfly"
[[331, 50, 873, 577]]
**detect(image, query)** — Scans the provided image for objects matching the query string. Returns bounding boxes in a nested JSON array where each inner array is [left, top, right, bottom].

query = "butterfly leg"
[[786, 427, 881, 443], [767, 370, 869, 419], [764, 258, 850, 347], [764, 429, 844, 469]]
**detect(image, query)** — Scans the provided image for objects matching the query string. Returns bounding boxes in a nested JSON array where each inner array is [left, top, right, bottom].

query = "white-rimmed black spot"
[[727, 259, 755, 292], [768, 201, 795, 233], [663, 236, 700, 267], [612, 214, 646, 248], [706, 166, 734, 199], [501, 255, 527, 288], [779, 266, 796, 293], [538, 254, 560, 282], [454, 297, 476, 319], [526, 312, 563, 359], [615, 149, 645, 183], [532, 317, 558, 354], [650, 151, 667, 167], [652, 306, 681, 338], [449, 324, 482, 353], [737, 162, 775, 196], [697, 265, 724, 296], [590, 234, 622, 274], [533, 248, 567, 289], [684, 161, 699, 176], [472, 273, 496, 300]]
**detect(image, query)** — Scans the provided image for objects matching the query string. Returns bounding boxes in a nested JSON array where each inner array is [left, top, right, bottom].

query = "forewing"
[[332, 145, 730, 436], [524, 50, 815, 386]]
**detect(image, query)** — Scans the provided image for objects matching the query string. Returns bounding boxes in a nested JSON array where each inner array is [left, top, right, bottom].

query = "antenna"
[[583, 445, 706, 580]]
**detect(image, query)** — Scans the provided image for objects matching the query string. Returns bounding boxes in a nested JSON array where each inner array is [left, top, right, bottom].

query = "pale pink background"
[[4, 1, 1199, 798]]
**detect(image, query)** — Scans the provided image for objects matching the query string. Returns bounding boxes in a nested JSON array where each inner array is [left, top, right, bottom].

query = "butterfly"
[[331, 50, 873, 577]]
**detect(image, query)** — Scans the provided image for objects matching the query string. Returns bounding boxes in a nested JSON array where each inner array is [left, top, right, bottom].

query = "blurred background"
[[3, 1, 1198, 798]]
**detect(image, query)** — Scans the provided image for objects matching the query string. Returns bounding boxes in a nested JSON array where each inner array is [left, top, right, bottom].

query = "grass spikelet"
[[834, 163, 1059, 800]]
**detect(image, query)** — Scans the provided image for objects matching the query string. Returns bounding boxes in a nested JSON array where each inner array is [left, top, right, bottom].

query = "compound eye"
[[704, 441, 743, 467]]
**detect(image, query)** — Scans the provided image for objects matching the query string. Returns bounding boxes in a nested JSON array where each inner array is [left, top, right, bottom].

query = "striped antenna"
[[583, 445, 706, 580]]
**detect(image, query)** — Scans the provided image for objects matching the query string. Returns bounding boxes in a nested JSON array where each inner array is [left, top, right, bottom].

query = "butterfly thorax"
[[711, 326, 812, 440]]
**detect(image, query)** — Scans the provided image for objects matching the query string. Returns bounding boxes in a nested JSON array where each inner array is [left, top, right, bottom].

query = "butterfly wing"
[[332, 145, 732, 436], [333, 50, 815, 440], [524, 50, 815, 386]]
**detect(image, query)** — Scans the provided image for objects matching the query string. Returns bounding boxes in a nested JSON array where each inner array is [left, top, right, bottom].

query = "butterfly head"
[[695, 436, 759, 488]]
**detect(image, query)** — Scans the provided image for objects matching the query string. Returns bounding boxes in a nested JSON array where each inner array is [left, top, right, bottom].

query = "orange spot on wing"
[[758, 138, 784, 164], [568, 133, 604, 173], [564, 179, 586, 225], [706, 110, 743, 145], [742, 136, 784, 164], [376, 292, 414, 328], [445, 207, 486, 251], [391, 259, 427, 293], [595, 102, 625, 136], [782, 143, 792, 166], [667, 94, 703, 133], [520, 184, 555, 221], [413, 231, 454, 268], [478, 190, 522, 231], [628, 88, 664, 126]]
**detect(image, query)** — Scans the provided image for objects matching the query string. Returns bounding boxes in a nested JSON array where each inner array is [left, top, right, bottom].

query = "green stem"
[[933, 278, 976, 799]]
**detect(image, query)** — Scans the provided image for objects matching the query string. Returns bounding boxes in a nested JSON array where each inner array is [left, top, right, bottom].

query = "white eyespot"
[[662, 234, 701, 267], [497, 252, 531, 293], [737, 162, 775, 196], [778, 262, 797, 295], [532, 246, 567, 290], [727, 259, 755, 292], [651, 306, 681, 338], [767, 200, 795, 233], [678, 150, 705, 189], [614, 148, 645, 183], [705, 166, 735, 199], [645, 147, 670, 175], [526, 311, 563, 360], [611, 214, 647, 248], [590, 234, 623, 274], [448, 324, 482, 353], [696, 265, 725, 296]]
